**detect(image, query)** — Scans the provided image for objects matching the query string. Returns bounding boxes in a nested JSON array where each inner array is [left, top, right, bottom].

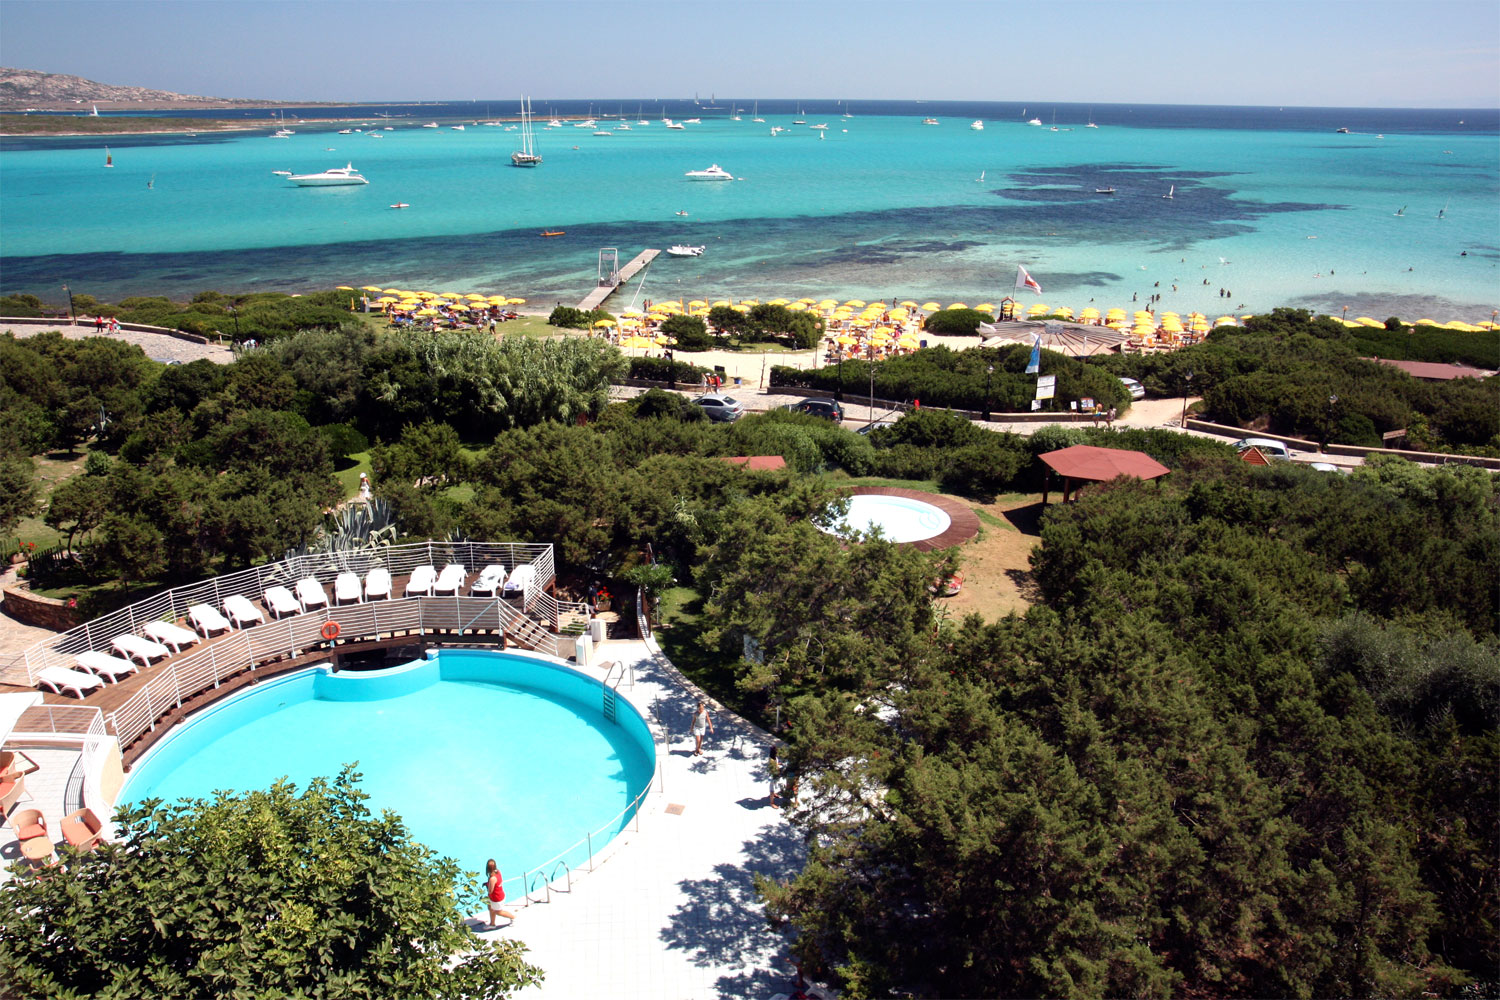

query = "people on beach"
[[691, 699, 714, 756], [485, 859, 515, 928]]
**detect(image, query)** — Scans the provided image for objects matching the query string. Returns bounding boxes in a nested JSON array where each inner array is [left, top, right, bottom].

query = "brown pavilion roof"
[[1040, 444, 1171, 483]]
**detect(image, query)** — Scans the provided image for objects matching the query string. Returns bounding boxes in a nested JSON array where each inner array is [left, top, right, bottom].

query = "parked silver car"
[[694, 393, 746, 422]]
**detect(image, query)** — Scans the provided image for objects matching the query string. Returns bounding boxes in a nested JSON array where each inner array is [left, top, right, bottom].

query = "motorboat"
[[1028, 117, 1043, 126], [970, 120, 984, 130], [1094, 187, 1116, 194], [1335, 127, 1349, 133], [337, 129, 353, 134], [616, 123, 632, 130], [271, 169, 291, 175], [367, 132, 384, 138], [390, 202, 409, 209], [271, 129, 293, 139], [922, 117, 939, 125], [451, 124, 465, 130], [683, 117, 701, 124], [666, 120, 685, 129], [666, 245, 706, 257], [684, 164, 733, 180], [422, 122, 439, 128], [540, 230, 565, 237], [287, 163, 368, 186], [549, 119, 563, 127], [593, 130, 612, 136], [810, 122, 828, 129], [573, 119, 597, 128]]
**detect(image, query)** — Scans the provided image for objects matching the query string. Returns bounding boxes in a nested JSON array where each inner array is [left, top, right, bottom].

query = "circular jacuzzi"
[[120, 650, 656, 891], [818, 488, 980, 549]]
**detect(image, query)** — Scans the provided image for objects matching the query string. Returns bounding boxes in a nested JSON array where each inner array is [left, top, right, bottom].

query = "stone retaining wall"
[[1, 583, 82, 631]]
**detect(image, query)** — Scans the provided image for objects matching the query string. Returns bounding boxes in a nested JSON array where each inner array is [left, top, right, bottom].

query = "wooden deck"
[[577, 249, 659, 310]]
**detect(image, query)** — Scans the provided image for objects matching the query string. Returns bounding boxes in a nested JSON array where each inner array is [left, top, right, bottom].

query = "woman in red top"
[[485, 858, 515, 928]]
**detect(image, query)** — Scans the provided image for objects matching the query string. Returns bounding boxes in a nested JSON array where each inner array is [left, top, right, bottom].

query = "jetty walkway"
[[576, 249, 659, 311]]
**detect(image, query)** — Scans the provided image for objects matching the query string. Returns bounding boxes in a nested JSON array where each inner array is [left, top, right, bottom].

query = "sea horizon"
[[3, 99, 1496, 322]]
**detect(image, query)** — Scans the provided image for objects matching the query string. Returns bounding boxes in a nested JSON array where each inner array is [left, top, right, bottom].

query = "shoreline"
[[0, 113, 594, 138]]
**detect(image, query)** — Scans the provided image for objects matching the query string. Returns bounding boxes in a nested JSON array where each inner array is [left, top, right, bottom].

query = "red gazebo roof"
[[1039, 444, 1170, 483]]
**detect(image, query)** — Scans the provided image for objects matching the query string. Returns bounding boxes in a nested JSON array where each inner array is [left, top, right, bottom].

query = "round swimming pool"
[[120, 650, 656, 895], [823, 493, 953, 544]]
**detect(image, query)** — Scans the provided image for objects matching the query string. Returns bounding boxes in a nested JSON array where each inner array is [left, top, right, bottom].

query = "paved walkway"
[[0, 566, 58, 685], [1, 319, 233, 365], [474, 638, 808, 999]]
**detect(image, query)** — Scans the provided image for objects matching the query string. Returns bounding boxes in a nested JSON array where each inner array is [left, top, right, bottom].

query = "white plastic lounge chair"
[[433, 563, 467, 596], [334, 572, 363, 605], [470, 564, 506, 597], [264, 586, 300, 619], [364, 567, 392, 601], [404, 565, 437, 597], [296, 577, 330, 612], [141, 620, 200, 653], [75, 651, 140, 684], [222, 595, 265, 629], [111, 634, 171, 666], [189, 603, 232, 636], [502, 564, 535, 598], [37, 666, 104, 699]]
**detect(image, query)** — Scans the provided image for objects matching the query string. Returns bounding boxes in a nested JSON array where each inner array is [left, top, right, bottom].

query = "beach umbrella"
[[506, 297, 526, 305], [738, 299, 759, 306], [899, 300, 919, 308], [465, 294, 488, 301], [1027, 303, 1049, 315], [416, 308, 440, 316], [947, 302, 967, 310], [379, 288, 402, 295], [819, 299, 840, 308], [974, 302, 996, 312], [688, 299, 708, 308], [619, 307, 643, 316], [337, 285, 355, 291], [834, 335, 856, 346], [888, 308, 909, 319], [844, 299, 867, 308], [768, 298, 789, 306], [415, 291, 438, 299], [594, 319, 616, 328], [712, 300, 731, 308], [1054, 306, 1074, 319], [788, 301, 808, 311], [1355, 317, 1382, 327], [898, 333, 921, 349], [1106, 307, 1126, 317], [361, 285, 383, 292]]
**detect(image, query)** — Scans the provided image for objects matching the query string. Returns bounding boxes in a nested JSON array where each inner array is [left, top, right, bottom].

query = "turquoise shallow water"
[[3, 101, 1496, 320], [120, 654, 655, 893]]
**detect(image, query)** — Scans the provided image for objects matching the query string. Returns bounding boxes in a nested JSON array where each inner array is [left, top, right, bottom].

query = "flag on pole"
[[1015, 265, 1042, 295], [1026, 332, 1042, 374]]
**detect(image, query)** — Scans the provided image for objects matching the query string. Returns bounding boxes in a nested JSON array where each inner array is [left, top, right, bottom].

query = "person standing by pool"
[[691, 699, 714, 756], [485, 859, 515, 928]]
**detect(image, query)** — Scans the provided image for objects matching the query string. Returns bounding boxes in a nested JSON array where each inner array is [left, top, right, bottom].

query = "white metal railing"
[[6, 705, 111, 816], [22, 541, 561, 685], [102, 593, 580, 750]]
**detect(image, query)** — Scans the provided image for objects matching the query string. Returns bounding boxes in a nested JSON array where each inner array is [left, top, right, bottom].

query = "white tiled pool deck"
[[472, 638, 811, 999]]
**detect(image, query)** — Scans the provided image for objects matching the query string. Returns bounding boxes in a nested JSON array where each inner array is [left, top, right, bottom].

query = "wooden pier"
[[577, 248, 659, 311]]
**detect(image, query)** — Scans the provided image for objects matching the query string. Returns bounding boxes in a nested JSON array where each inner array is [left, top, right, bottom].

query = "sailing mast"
[[511, 95, 541, 167]]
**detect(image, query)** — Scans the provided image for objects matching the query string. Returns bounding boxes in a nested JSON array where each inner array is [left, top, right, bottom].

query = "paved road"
[[2, 319, 233, 365]]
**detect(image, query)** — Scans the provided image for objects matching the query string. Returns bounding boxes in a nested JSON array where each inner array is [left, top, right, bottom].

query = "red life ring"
[[320, 621, 341, 641]]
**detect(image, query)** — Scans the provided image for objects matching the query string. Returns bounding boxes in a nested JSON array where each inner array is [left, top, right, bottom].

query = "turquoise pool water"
[[120, 650, 656, 895], [826, 494, 951, 544]]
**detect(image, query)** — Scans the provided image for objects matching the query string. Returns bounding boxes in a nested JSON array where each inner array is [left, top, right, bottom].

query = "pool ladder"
[[601, 660, 631, 725]]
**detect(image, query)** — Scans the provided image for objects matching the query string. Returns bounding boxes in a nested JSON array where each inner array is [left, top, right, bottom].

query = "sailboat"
[[90, 104, 99, 117], [1394, 206, 1405, 216], [511, 95, 541, 166], [1162, 185, 1174, 199], [1437, 202, 1448, 219], [793, 103, 806, 125], [104, 147, 113, 168], [147, 173, 155, 189], [752, 101, 764, 123], [1086, 108, 1098, 128], [976, 170, 985, 183]]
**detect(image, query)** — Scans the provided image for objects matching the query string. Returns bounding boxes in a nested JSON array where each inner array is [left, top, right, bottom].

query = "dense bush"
[[922, 307, 994, 335], [0, 293, 45, 317], [633, 388, 706, 421], [626, 356, 711, 384], [546, 305, 614, 329], [660, 313, 712, 350], [771, 344, 1130, 413]]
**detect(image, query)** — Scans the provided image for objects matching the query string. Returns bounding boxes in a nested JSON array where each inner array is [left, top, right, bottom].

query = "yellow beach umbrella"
[[974, 302, 995, 312], [594, 318, 616, 328], [899, 300, 919, 308], [788, 301, 808, 311], [688, 299, 708, 308], [834, 335, 856, 346], [1106, 307, 1126, 317], [1054, 307, 1074, 319], [465, 294, 487, 302], [1355, 317, 1383, 327], [897, 333, 920, 348], [361, 285, 383, 292], [1079, 307, 1100, 319], [416, 308, 440, 316], [415, 291, 438, 299], [768, 298, 789, 306], [1027, 303, 1049, 315], [506, 297, 526, 305], [619, 307, 643, 316], [844, 299, 867, 308], [917, 301, 939, 311], [375, 296, 397, 304], [337, 285, 355, 291], [711, 300, 731, 308]]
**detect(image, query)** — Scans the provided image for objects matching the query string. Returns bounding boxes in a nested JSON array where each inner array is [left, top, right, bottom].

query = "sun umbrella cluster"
[[341, 286, 526, 330]]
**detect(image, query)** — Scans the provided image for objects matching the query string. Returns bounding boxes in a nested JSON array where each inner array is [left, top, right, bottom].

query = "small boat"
[[684, 164, 733, 181], [675, 210, 689, 216], [367, 132, 384, 138], [270, 129, 292, 139], [1163, 185, 1174, 199], [1028, 117, 1043, 126], [451, 124, 465, 131], [271, 169, 292, 175], [1335, 127, 1349, 133], [91, 104, 99, 117], [976, 170, 985, 183], [573, 119, 597, 128], [1095, 187, 1116, 194], [540, 230, 565, 237], [683, 117, 701, 124], [752, 101, 763, 123], [422, 122, 439, 128], [666, 121, 685, 130], [549, 119, 562, 127], [287, 163, 368, 186], [338, 128, 353, 134], [390, 202, 409, 209], [382, 126, 393, 131], [104, 147, 113, 167], [770, 126, 785, 135], [616, 123, 631, 130], [970, 120, 984, 130], [922, 117, 939, 125], [594, 130, 612, 136], [792, 119, 806, 125], [666, 244, 706, 257], [810, 122, 828, 129]]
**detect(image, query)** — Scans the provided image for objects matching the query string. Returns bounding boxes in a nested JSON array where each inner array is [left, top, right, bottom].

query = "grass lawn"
[[816, 471, 944, 494], [654, 585, 757, 722], [11, 451, 89, 549]]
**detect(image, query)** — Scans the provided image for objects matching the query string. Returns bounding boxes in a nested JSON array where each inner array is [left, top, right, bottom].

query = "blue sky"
[[3, 0, 1496, 108]]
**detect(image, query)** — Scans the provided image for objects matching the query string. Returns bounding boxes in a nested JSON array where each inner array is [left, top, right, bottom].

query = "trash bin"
[[920, 339, 928, 348], [734, 376, 743, 386]]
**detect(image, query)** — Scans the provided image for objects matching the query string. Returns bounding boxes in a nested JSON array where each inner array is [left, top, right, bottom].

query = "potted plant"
[[594, 586, 613, 612]]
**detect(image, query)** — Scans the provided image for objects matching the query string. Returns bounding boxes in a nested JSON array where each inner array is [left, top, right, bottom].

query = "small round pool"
[[121, 650, 656, 894], [824, 493, 953, 544]]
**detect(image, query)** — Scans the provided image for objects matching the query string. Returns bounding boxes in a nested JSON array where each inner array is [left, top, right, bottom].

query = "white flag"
[[1015, 265, 1042, 294]]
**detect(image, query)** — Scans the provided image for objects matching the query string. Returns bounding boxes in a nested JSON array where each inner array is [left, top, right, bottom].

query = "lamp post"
[[867, 343, 876, 429], [227, 304, 240, 344], [1341, 305, 1349, 323], [1180, 370, 1194, 427], [835, 345, 844, 401], [1326, 393, 1339, 450], [62, 283, 75, 325], [983, 364, 994, 421]]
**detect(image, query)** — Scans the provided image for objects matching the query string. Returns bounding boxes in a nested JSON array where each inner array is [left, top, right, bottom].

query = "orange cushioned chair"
[[9, 807, 47, 843], [61, 808, 105, 851]]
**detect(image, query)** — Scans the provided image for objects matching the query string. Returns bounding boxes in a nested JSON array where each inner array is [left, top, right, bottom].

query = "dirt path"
[[1, 319, 232, 365], [930, 494, 1045, 622]]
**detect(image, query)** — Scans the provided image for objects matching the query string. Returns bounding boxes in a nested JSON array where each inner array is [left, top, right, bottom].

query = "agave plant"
[[277, 498, 399, 576]]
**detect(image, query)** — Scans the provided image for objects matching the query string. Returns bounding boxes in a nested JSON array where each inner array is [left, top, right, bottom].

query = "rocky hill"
[[0, 66, 244, 108]]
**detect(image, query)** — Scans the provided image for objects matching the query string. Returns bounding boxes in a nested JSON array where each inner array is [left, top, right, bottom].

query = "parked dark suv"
[[789, 398, 845, 421]]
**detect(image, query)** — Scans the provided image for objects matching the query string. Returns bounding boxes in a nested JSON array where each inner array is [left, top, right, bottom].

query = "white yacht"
[[451, 124, 465, 131], [287, 163, 368, 186], [684, 164, 733, 181], [810, 122, 828, 130], [970, 120, 984, 130], [422, 122, 439, 128], [1028, 117, 1043, 126], [593, 130, 612, 136], [922, 117, 939, 125], [683, 117, 701, 124], [512, 96, 542, 167], [666, 120, 686, 130], [666, 245, 706, 257], [573, 119, 597, 128]]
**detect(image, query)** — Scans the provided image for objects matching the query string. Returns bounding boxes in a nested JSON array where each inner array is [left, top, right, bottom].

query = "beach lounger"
[[364, 567, 392, 601], [61, 808, 106, 851], [502, 564, 535, 599], [75, 651, 140, 684], [111, 634, 171, 666], [433, 563, 467, 596], [189, 602, 233, 636], [264, 586, 300, 619], [404, 565, 437, 597], [334, 572, 363, 605], [222, 595, 265, 629], [37, 666, 104, 699], [296, 577, 330, 612], [142, 619, 200, 653], [470, 564, 506, 597]]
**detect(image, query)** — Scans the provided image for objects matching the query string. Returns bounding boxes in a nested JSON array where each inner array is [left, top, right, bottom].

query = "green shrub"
[[0, 294, 45, 317], [922, 308, 993, 335], [634, 389, 706, 421], [661, 314, 712, 351], [548, 306, 614, 330], [628, 356, 710, 384]]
